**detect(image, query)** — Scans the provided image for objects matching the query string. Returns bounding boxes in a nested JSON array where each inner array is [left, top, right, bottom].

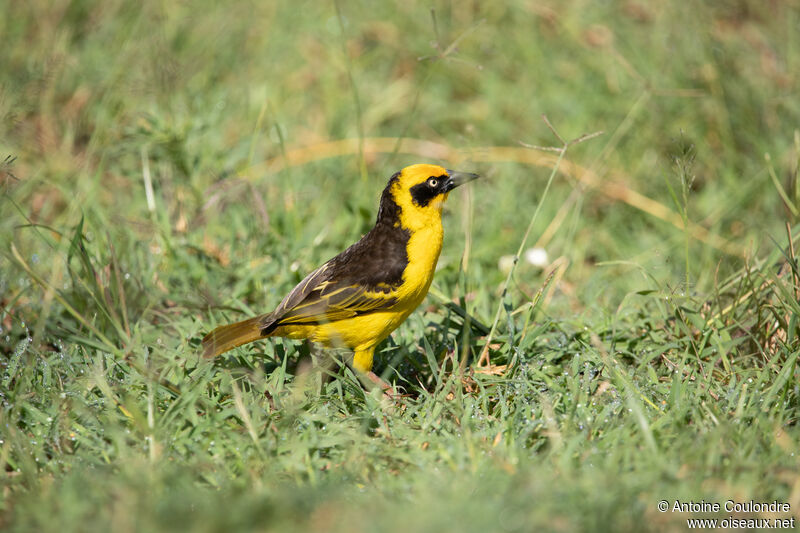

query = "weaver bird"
[[202, 164, 479, 384]]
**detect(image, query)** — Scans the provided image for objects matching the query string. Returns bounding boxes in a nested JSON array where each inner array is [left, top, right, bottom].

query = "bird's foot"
[[363, 371, 405, 402]]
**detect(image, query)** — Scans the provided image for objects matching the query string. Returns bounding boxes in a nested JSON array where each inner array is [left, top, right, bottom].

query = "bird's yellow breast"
[[394, 222, 443, 306]]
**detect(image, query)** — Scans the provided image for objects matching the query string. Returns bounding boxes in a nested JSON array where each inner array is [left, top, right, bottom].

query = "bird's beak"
[[444, 169, 480, 192]]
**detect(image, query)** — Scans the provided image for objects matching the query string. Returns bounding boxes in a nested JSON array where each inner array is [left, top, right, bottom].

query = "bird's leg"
[[352, 347, 399, 399], [307, 342, 339, 394], [364, 370, 392, 392], [351, 347, 375, 374]]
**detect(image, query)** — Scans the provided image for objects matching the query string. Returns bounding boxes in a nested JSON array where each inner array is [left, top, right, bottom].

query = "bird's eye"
[[427, 177, 438, 188]]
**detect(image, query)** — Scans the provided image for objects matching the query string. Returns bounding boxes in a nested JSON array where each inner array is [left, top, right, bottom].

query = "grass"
[[2, 0, 800, 531]]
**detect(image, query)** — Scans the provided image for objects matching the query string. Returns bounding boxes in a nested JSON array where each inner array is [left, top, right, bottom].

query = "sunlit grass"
[[2, 1, 799, 531]]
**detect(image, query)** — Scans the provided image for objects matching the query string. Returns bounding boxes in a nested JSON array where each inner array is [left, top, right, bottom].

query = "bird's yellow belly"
[[275, 308, 413, 350]]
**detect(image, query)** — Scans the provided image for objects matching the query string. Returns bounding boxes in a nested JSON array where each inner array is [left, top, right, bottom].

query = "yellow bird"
[[202, 164, 478, 383]]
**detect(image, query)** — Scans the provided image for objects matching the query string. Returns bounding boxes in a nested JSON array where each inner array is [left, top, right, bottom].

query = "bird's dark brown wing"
[[269, 275, 399, 328], [259, 190, 411, 334]]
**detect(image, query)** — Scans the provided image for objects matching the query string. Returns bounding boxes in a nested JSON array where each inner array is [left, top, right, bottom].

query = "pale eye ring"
[[427, 177, 438, 188]]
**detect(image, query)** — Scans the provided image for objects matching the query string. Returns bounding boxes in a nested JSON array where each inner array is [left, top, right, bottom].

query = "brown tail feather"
[[201, 315, 268, 358]]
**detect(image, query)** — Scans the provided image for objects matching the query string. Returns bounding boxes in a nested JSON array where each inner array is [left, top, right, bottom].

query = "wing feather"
[[277, 283, 398, 326], [260, 211, 409, 332], [260, 260, 400, 332]]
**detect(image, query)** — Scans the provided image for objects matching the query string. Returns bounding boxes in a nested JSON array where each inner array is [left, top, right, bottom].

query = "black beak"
[[444, 169, 480, 192]]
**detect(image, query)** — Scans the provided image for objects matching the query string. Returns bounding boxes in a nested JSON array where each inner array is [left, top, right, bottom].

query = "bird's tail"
[[201, 315, 268, 358]]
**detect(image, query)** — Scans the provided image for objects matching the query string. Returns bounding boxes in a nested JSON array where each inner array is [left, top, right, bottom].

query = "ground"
[[1, 1, 799, 531]]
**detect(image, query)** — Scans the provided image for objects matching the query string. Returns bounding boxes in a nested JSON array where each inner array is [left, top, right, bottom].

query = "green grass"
[[2, 0, 800, 531]]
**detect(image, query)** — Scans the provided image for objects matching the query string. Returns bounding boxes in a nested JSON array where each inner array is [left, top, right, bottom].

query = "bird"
[[201, 164, 479, 385]]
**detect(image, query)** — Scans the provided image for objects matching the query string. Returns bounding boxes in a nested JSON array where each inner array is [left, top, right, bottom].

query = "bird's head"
[[378, 164, 479, 231]]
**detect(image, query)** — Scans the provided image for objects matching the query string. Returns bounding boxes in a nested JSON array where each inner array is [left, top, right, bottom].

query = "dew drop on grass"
[[13, 336, 31, 358]]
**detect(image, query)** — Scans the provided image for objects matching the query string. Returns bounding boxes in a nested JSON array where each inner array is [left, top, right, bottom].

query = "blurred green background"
[[2, 1, 799, 531]]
